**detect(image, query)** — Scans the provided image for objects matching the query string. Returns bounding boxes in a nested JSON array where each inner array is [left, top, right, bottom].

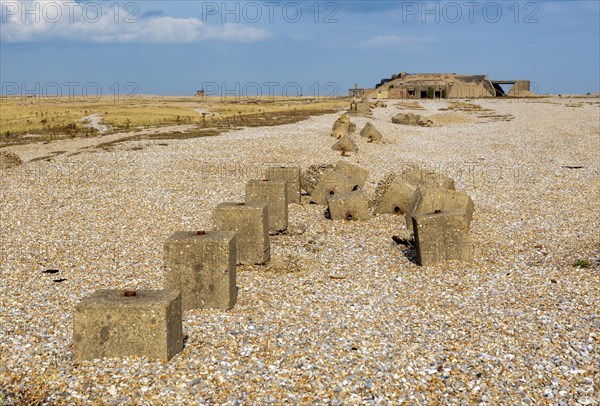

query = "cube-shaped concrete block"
[[327, 190, 370, 221], [245, 180, 288, 234], [412, 211, 472, 266], [334, 161, 369, 190], [73, 290, 183, 362], [310, 170, 355, 205], [213, 203, 270, 265], [264, 166, 301, 204], [406, 186, 474, 231], [374, 177, 417, 215], [164, 230, 237, 311]]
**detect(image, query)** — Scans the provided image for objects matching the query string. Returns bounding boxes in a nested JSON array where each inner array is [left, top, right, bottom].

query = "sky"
[[1, 0, 599, 96]]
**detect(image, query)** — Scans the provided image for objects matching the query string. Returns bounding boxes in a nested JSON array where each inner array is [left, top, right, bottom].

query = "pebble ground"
[[1, 98, 599, 405]]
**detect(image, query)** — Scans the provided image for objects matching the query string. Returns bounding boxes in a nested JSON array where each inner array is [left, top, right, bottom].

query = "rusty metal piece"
[[123, 290, 137, 297], [196, 230, 206, 236]]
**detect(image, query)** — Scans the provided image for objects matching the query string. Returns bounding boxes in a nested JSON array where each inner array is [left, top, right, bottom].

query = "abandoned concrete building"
[[350, 72, 531, 99]]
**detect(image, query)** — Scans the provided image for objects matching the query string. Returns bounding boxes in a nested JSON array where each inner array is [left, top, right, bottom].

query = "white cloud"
[[0, 0, 271, 43], [356, 34, 434, 49]]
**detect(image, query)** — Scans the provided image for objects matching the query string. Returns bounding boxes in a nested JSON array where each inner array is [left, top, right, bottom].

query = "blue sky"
[[1, 0, 599, 96]]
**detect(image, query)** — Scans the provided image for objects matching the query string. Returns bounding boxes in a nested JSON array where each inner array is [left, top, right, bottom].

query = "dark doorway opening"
[[420, 90, 427, 98]]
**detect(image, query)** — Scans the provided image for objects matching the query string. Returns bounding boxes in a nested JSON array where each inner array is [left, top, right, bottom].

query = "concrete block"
[[405, 186, 474, 231], [327, 190, 370, 221], [331, 114, 351, 139], [374, 177, 417, 215], [310, 169, 354, 205], [245, 180, 288, 234], [359, 122, 383, 142], [164, 230, 237, 311], [332, 125, 349, 139], [213, 203, 270, 265], [412, 212, 472, 266], [399, 168, 455, 190], [334, 160, 369, 190], [73, 289, 183, 361], [332, 136, 358, 153], [264, 166, 301, 204]]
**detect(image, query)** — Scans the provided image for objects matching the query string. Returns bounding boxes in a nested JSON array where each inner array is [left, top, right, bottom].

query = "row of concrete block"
[[73, 166, 302, 362], [307, 161, 474, 266], [72, 161, 475, 363], [331, 115, 384, 153]]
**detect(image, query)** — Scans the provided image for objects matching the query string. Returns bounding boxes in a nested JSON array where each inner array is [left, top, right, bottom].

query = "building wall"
[[384, 79, 494, 99]]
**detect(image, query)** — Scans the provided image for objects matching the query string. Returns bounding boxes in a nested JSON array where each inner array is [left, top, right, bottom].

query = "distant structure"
[[349, 84, 372, 99], [195, 89, 205, 96], [351, 72, 532, 99]]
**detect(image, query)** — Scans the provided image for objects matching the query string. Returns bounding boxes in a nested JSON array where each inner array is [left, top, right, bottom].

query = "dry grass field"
[[0, 96, 347, 147]]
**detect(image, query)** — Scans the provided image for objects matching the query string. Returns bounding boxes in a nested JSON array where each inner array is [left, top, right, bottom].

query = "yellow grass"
[[396, 101, 425, 110], [0, 95, 347, 145]]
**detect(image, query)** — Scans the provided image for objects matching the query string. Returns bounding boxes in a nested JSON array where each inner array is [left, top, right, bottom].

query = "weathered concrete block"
[[399, 168, 455, 190], [405, 186, 474, 231], [245, 180, 288, 234], [310, 169, 354, 205], [412, 212, 472, 265], [332, 124, 349, 139], [392, 113, 433, 127], [73, 290, 183, 361], [213, 203, 270, 265], [331, 113, 351, 138], [264, 166, 301, 205], [334, 160, 369, 190], [332, 136, 358, 152], [359, 122, 383, 142], [327, 190, 370, 221], [374, 177, 417, 215], [164, 230, 237, 311]]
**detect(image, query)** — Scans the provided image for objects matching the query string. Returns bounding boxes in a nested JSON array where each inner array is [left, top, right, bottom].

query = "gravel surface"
[[1, 98, 599, 404]]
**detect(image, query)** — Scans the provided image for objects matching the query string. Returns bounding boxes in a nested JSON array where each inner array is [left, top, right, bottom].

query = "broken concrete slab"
[[412, 211, 472, 265], [164, 230, 237, 311], [245, 180, 288, 234], [334, 160, 369, 190], [213, 202, 270, 265], [405, 186, 474, 232], [264, 165, 301, 204], [359, 122, 383, 142], [332, 136, 358, 153], [73, 289, 183, 361], [327, 190, 370, 221], [310, 169, 355, 205]]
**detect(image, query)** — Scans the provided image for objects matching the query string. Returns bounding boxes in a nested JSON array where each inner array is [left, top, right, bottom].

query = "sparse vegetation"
[[572, 258, 591, 268], [0, 96, 347, 147], [397, 101, 425, 110], [439, 101, 492, 112]]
